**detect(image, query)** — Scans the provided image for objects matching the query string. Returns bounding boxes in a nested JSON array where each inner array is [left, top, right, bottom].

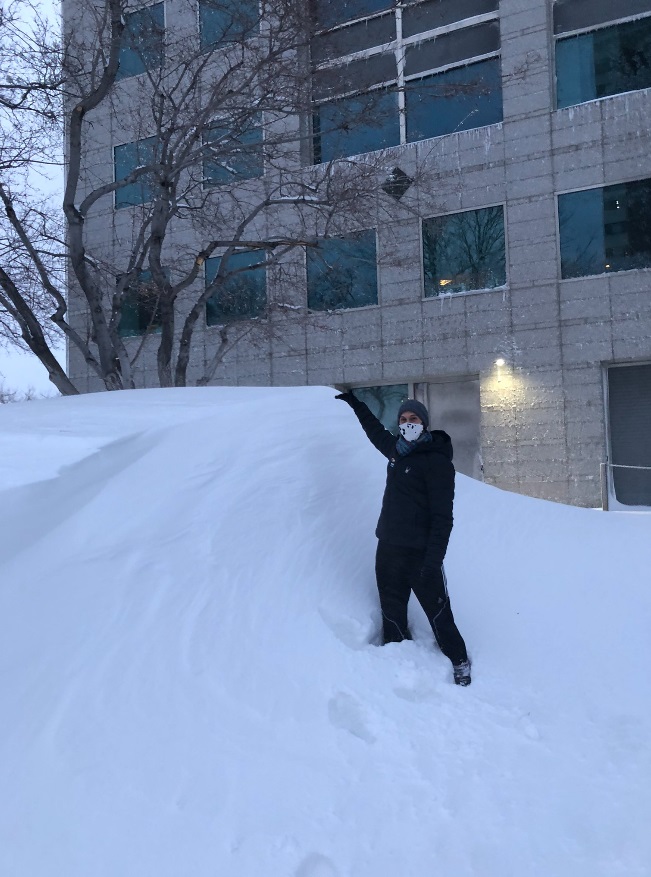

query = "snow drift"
[[0, 386, 649, 877]]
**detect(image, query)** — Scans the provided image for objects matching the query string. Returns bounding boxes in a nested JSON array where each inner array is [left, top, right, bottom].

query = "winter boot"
[[453, 660, 472, 686]]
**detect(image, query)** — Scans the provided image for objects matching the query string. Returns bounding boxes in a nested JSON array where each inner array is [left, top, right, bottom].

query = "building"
[[68, 0, 651, 508]]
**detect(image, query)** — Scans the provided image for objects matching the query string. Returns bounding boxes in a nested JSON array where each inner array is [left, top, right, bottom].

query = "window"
[[559, 178, 651, 278], [307, 230, 378, 310], [422, 206, 506, 295], [313, 90, 400, 163], [116, 3, 165, 81], [114, 136, 157, 208], [311, 0, 502, 161], [205, 250, 267, 324], [203, 120, 264, 186], [352, 384, 408, 432], [556, 15, 651, 108], [118, 271, 162, 337], [199, 0, 259, 50], [406, 57, 502, 143]]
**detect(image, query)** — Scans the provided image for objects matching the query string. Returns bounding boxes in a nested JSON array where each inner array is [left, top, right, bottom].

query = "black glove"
[[334, 391, 357, 406]]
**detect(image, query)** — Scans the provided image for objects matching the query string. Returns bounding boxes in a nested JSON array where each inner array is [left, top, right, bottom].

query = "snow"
[[0, 386, 649, 877]]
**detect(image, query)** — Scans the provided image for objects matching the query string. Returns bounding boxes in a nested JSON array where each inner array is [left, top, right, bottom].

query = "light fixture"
[[439, 279, 452, 287], [495, 357, 506, 367]]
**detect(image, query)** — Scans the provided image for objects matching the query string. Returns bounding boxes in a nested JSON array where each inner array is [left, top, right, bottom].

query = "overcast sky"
[[1, 0, 64, 397]]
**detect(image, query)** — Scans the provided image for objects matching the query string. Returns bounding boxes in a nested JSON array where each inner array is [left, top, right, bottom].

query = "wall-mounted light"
[[494, 357, 506, 367]]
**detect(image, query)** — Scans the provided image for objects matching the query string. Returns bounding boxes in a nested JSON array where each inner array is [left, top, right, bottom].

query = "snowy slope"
[[0, 387, 649, 877]]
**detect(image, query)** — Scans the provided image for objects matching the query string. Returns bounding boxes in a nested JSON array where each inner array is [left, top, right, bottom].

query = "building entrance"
[[606, 362, 651, 507]]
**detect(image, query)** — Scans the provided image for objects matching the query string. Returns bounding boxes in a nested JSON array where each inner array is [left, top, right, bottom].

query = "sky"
[[0, 0, 64, 398], [0, 347, 62, 396]]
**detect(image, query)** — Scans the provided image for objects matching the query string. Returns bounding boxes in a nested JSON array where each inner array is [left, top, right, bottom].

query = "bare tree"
[[0, 0, 418, 394]]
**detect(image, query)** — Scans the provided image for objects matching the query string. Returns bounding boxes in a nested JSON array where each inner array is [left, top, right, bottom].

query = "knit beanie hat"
[[397, 399, 429, 429]]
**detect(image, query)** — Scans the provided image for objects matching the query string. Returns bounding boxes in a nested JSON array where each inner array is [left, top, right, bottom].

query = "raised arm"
[[335, 392, 397, 459]]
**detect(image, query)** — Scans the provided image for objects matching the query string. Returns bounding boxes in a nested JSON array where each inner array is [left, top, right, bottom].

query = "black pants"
[[375, 541, 468, 665]]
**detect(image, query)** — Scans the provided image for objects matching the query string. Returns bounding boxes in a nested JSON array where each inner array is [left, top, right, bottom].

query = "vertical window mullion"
[[396, 4, 407, 144]]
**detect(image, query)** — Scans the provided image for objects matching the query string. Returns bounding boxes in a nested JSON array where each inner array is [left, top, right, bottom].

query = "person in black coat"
[[336, 392, 471, 686]]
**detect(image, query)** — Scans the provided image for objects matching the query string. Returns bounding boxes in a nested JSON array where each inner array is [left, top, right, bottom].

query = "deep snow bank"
[[0, 387, 649, 877]]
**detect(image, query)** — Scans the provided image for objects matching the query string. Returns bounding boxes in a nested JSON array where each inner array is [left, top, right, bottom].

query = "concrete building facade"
[[68, 0, 651, 508]]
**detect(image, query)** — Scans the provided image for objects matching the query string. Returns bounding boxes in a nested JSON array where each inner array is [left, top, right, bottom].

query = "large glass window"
[[118, 271, 162, 337], [422, 206, 506, 295], [199, 0, 259, 50], [117, 3, 165, 81], [313, 90, 400, 163], [114, 136, 157, 208], [307, 230, 378, 310], [406, 57, 503, 142], [311, 3, 502, 162], [559, 178, 651, 278], [556, 16, 651, 109], [352, 384, 408, 432], [205, 250, 267, 324], [203, 120, 264, 186]]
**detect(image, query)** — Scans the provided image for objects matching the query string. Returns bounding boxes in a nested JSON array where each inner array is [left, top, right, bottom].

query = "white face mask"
[[399, 421, 424, 442]]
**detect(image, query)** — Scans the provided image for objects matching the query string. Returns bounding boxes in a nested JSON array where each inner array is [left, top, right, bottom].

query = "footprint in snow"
[[318, 608, 377, 651], [328, 692, 376, 744], [295, 853, 340, 877]]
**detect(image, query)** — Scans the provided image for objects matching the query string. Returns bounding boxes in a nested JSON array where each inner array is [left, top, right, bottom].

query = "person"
[[335, 391, 471, 686]]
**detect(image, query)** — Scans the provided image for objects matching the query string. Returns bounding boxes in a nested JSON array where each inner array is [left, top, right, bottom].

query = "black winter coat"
[[346, 395, 455, 572]]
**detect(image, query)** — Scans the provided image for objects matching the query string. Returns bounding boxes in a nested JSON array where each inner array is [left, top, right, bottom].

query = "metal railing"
[[600, 462, 651, 511]]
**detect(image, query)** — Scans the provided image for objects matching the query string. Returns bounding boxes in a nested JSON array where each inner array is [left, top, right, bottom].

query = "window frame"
[[420, 202, 508, 298]]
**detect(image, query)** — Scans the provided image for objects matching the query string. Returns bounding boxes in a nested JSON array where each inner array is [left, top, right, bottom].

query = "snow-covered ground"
[[0, 386, 649, 877]]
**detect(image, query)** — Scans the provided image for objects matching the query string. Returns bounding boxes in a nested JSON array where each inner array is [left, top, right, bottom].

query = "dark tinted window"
[[559, 178, 651, 277], [406, 57, 502, 142], [405, 21, 500, 76], [117, 3, 165, 80], [311, 12, 395, 63], [556, 16, 651, 108], [205, 250, 267, 323], [607, 364, 651, 506], [422, 206, 506, 295], [313, 0, 393, 31], [203, 121, 264, 186], [118, 271, 162, 337], [554, 0, 651, 35], [313, 53, 397, 100], [114, 136, 157, 208], [199, 0, 259, 49], [403, 0, 498, 39], [307, 230, 378, 310], [313, 89, 400, 162]]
